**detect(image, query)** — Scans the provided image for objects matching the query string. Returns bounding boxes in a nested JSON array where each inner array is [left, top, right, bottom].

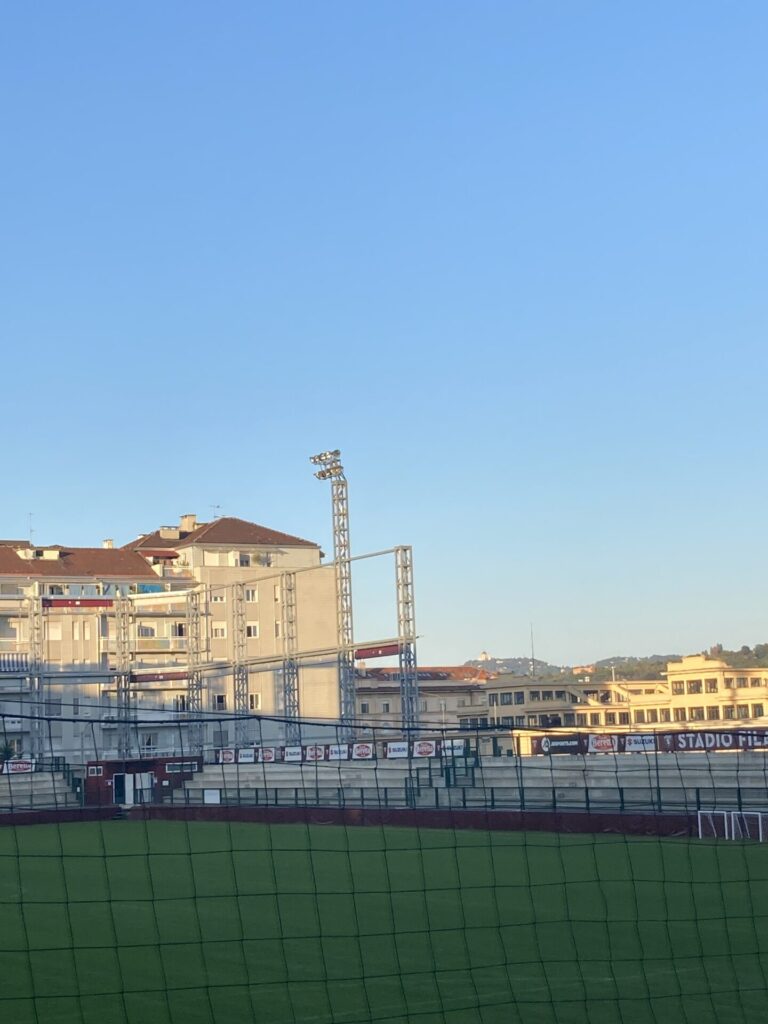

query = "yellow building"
[[457, 654, 768, 734]]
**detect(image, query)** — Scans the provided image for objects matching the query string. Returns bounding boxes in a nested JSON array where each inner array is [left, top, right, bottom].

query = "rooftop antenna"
[[209, 504, 223, 520]]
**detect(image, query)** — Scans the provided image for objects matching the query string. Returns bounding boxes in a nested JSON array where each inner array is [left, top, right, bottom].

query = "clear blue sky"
[[2, 3, 767, 666]]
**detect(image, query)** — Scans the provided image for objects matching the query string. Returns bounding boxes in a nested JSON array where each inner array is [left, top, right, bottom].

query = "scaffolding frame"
[[395, 545, 419, 731], [114, 592, 132, 758], [232, 582, 250, 746], [186, 589, 205, 754], [280, 571, 301, 743], [26, 585, 44, 759]]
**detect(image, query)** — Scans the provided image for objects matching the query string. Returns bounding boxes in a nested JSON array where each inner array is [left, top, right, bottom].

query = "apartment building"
[[458, 654, 768, 734], [355, 665, 493, 732], [0, 514, 338, 759]]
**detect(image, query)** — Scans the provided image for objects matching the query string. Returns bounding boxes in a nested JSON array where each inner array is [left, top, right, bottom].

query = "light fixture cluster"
[[310, 449, 344, 480]]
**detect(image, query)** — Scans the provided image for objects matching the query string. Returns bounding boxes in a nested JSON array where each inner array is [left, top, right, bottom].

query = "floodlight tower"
[[310, 449, 355, 731]]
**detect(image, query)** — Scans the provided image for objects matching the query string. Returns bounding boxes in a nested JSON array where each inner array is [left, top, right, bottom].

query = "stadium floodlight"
[[310, 448, 355, 732]]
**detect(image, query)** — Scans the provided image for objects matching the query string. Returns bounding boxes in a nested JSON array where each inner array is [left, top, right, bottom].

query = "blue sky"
[[1, 3, 766, 666]]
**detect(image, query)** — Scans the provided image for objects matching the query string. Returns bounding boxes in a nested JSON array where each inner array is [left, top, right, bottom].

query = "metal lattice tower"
[[395, 545, 419, 731], [114, 592, 133, 758], [232, 582, 250, 747], [280, 571, 301, 744], [186, 588, 204, 754], [26, 585, 44, 759], [310, 450, 355, 732]]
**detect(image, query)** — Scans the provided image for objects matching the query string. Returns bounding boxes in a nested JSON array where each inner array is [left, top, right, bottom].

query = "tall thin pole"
[[310, 450, 356, 734]]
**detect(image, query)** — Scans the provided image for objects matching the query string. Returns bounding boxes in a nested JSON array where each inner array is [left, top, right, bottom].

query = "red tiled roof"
[[357, 666, 496, 682], [0, 546, 160, 579], [124, 516, 317, 551]]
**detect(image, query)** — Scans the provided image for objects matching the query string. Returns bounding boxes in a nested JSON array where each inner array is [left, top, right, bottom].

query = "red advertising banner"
[[412, 739, 439, 758], [351, 742, 375, 760]]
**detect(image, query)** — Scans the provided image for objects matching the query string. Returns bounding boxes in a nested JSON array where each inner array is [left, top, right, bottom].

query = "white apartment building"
[[0, 514, 338, 760]]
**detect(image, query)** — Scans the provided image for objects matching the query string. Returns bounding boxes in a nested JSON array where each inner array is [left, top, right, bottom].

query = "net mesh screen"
[[2, 712, 768, 1024]]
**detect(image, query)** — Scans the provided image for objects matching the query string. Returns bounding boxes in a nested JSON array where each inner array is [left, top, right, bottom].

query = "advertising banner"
[[532, 735, 583, 756], [412, 739, 438, 758], [216, 748, 236, 764], [443, 739, 467, 756], [304, 744, 326, 762], [385, 741, 409, 759], [259, 747, 277, 763], [587, 734, 618, 754], [623, 734, 656, 753], [351, 742, 375, 760], [328, 744, 349, 761], [237, 748, 256, 763], [283, 745, 303, 762], [657, 730, 768, 753], [1, 759, 34, 774]]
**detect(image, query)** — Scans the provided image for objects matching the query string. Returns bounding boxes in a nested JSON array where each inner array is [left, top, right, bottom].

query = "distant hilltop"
[[466, 644, 768, 680]]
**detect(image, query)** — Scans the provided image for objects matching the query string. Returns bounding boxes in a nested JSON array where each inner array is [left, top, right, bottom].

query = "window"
[[707, 706, 720, 720], [213, 694, 227, 711], [171, 622, 186, 638], [211, 592, 226, 603], [46, 621, 62, 642], [527, 715, 538, 726], [245, 588, 258, 603], [564, 713, 576, 726], [360, 702, 369, 714], [514, 692, 525, 705], [689, 707, 705, 721], [138, 624, 155, 638], [515, 715, 526, 726], [72, 620, 80, 641], [673, 708, 687, 722], [751, 678, 763, 688], [246, 623, 259, 638], [212, 623, 227, 639], [45, 698, 62, 717], [706, 679, 718, 693], [87, 766, 103, 777], [541, 690, 553, 701], [589, 712, 601, 726], [605, 712, 616, 725], [83, 621, 91, 641], [737, 704, 749, 719], [555, 690, 566, 700], [419, 700, 427, 713], [175, 695, 187, 712], [274, 585, 281, 603], [529, 691, 540, 702], [725, 677, 734, 688], [457, 699, 466, 708], [687, 680, 702, 694], [660, 708, 671, 722], [576, 714, 586, 726], [73, 698, 80, 716], [619, 712, 630, 725], [488, 693, 498, 706], [737, 677, 748, 689], [501, 716, 513, 727], [140, 732, 158, 751], [647, 709, 658, 723], [752, 704, 765, 718], [724, 706, 736, 720], [499, 692, 512, 705], [274, 622, 281, 638], [166, 762, 198, 774], [238, 552, 252, 568], [634, 710, 646, 724], [671, 682, 684, 695], [381, 702, 390, 713], [249, 693, 261, 711]]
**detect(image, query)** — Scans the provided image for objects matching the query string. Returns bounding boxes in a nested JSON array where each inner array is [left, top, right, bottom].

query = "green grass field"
[[1, 820, 768, 1024]]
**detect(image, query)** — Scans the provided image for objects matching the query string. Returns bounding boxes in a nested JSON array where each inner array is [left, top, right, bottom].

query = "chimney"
[[179, 513, 197, 533], [102, 539, 114, 549]]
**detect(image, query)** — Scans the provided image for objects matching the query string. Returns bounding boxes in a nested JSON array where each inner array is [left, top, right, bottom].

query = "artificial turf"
[[1, 820, 767, 1023]]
